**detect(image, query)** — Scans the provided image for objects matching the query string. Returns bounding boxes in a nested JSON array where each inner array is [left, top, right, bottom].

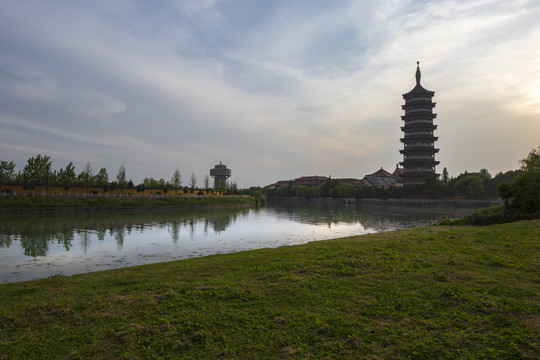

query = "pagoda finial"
[[415, 61, 421, 85]]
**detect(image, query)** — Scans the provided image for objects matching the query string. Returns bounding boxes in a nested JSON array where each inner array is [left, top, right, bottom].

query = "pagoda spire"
[[415, 61, 421, 85]]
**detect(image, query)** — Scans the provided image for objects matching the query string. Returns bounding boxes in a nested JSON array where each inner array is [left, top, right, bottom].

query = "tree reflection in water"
[[0, 203, 481, 283], [0, 208, 249, 257]]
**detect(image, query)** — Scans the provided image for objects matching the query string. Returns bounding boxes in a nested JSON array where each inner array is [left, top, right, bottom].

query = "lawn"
[[1, 220, 538, 359]]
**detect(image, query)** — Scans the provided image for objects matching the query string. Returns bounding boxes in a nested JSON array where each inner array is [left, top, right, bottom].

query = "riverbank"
[[0, 195, 256, 215], [1, 220, 538, 359], [269, 196, 502, 208]]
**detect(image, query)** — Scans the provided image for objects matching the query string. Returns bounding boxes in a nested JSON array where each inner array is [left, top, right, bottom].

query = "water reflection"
[[0, 208, 248, 258], [267, 200, 465, 231], [0, 203, 475, 283]]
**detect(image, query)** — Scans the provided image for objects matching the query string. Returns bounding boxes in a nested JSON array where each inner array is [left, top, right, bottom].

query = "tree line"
[[260, 146, 540, 203], [261, 169, 521, 200], [0, 155, 238, 194]]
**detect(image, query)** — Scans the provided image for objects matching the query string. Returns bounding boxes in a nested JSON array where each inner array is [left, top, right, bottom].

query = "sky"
[[1, 0, 539, 188]]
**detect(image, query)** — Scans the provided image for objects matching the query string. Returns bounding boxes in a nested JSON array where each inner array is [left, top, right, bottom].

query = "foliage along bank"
[[441, 146, 540, 225], [0, 155, 240, 197], [0, 195, 256, 213], [260, 146, 539, 205]]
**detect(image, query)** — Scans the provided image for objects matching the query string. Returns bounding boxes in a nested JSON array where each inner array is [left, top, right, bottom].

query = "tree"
[[158, 178, 166, 191], [498, 146, 540, 215], [442, 167, 449, 184], [95, 168, 109, 191], [0, 160, 16, 191], [116, 164, 127, 193], [58, 162, 76, 191], [22, 154, 52, 191], [189, 172, 197, 191], [227, 181, 237, 195], [275, 185, 289, 197], [338, 184, 355, 198], [170, 169, 182, 193], [143, 177, 159, 188], [203, 174, 210, 192], [295, 185, 311, 198], [454, 175, 485, 199], [78, 162, 93, 192], [519, 145, 540, 171]]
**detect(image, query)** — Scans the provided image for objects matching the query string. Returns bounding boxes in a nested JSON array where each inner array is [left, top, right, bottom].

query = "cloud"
[[0, 0, 539, 186]]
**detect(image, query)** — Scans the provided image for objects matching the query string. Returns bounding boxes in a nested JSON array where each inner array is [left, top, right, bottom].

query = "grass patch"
[[439, 204, 539, 225], [1, 220, 539, 359]]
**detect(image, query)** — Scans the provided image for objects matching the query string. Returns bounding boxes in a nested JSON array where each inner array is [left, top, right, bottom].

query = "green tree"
[[158, 178, 166, 191], [170, 169, 182, 193], [95, 168, 109, 191], [338, 184, 355, 198], [442, 167, 449, 184], [189, 172, 197, 191], [203, 174, 210, 192], [519, 145, 540, 171], [58, 162, 76, 191], [0, 160, 16, 191], [77, 162, 93, 192], [498, 146, 540, 215], [498, 170, 540, 214], [295, 185, 311, 198], [228, 181, 238, 195], [116, 164, 127, 193], [275, 185, 289, 197], [22, 154, 52, 191], [454, 175, 485, 199], [143, 177, 159, 188]]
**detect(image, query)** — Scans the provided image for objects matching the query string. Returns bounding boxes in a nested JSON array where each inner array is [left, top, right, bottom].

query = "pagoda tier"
[[400, 135, 438, 142], [399, 62, 439, 185], [401, 123, 437, 131], [401, 114, 437, 121], [400, 146, 439, 154]]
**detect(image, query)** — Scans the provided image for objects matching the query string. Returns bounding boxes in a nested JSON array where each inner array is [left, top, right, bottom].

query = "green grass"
[[439, 204, 539, 225], [0, 195, 255, 209], [1, 220, 539, 359]]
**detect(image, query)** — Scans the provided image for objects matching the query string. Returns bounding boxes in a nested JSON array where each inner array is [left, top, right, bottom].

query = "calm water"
[[0, 202, 474, 283]]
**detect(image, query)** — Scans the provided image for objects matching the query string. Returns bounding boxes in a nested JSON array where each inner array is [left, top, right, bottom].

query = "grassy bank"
[[438, 204, 539, 225], [0, 195, 256, 212], [1, 220, 539, 359]]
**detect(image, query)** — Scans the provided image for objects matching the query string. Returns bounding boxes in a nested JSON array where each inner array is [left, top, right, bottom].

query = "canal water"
[[0, 202, 476, 283]]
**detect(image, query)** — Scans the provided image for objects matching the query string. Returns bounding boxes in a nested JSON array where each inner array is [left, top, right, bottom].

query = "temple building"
[[399, 62, 439, 185]]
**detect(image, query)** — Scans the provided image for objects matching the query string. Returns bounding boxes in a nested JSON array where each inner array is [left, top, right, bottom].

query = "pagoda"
[[399, 62, 439, 185]]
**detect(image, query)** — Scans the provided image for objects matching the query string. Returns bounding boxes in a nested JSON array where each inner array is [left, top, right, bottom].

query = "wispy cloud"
[[0, 0, 539, 186]]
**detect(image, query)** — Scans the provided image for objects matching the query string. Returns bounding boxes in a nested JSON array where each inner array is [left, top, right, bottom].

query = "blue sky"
[[1, 0, 539, 187]]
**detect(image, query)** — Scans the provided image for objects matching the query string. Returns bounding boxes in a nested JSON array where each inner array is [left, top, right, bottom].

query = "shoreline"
[[1, 220, 538, 358], [0, 195, 256, 216], [268, 196, 502, 208]]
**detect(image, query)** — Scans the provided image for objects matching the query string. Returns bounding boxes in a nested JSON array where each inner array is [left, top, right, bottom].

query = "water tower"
[[210, 161, 231, 192]]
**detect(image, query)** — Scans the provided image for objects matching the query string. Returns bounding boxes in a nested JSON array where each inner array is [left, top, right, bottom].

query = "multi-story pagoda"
[[399, 62, 439, 185]]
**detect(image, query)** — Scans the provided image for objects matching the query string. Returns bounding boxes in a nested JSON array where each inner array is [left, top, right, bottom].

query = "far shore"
[[0, 194, 257, 216]]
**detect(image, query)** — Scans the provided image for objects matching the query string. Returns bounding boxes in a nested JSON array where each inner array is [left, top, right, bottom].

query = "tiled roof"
[[365, 168, 394, 177]]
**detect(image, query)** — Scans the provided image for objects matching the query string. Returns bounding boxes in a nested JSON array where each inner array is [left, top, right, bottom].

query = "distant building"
[[360, 167, 403, 188], [399, 62, 439, 185], [210, 161, 231, 192], [270, 170, 402, 190], [271, 176, 327, 189]]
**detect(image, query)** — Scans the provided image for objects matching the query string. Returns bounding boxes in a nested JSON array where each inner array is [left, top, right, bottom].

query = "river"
[[0, 201, 479, 283]]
